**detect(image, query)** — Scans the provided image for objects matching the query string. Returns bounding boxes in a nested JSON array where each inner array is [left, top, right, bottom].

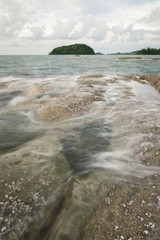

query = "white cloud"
[[0, 0, 160, 54], [135, 7, 160, 30]]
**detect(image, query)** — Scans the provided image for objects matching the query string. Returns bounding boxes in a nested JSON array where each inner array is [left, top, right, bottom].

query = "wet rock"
[[37, 76, 105, 122], [61, 120, 111, 173], [25, 83, 45, 98], [123, 75, 160, 93], [80, 176, 160, 240], [118, 57, 142, 60]]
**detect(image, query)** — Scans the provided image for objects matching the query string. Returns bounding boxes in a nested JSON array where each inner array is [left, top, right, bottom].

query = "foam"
[[9, 96, 26, 106]]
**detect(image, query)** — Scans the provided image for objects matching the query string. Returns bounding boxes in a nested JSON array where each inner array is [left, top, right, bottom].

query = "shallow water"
[[0, 55, 160, 239]]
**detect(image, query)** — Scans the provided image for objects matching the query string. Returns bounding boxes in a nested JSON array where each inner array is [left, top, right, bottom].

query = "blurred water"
[[0, 55, 160, 239]]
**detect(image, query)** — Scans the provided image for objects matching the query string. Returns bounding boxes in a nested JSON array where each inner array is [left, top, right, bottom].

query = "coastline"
[[36, 74, 160, 122], [79, 75, 160, 240], [0, 73, 160, 239]]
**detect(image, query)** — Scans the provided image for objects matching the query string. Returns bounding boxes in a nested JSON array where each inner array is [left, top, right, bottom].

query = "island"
[[95, 52, 103, 55], [49, 44, 95, 55], [137, 47, 160, 55], [109, 47, 160, 55]]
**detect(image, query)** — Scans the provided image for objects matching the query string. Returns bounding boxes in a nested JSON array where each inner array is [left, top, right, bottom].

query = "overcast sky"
[[0, 0, 160, 54]]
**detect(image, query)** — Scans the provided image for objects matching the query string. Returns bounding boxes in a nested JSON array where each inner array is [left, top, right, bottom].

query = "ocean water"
[[0, 55, 160, 239], [0, 55, 160, 78]]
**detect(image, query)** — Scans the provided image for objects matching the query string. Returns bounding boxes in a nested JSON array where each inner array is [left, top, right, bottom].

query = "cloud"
[[82, 15, 108, 41], [136, 7, 160, 29], [0, 0, 39, 39], [48, 19, 78, 40], [77, 0, 159, 15], [43, 15, 108, 41], [0, 0, 160, 54]]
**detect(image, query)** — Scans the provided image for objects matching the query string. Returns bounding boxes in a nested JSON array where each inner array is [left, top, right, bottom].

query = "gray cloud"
[[45, 16, 108, 41], [0, 0, 160, 54], [137, 7, 160, 28], [110, 23, 160, 47], [0, 0, 39, 39]]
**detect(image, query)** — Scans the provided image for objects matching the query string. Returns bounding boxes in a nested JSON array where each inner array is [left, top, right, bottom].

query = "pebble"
[[146, 222, 155, 229], [149, 133, 153, 137], [120, 236, 124, 240], [1, 227, 7, 233], [145, 212, 151, 217], [128, 200, 134, 206], [143, 230, 149, 235], [115, 225, 119, 230], [137, 216, 144, 221]]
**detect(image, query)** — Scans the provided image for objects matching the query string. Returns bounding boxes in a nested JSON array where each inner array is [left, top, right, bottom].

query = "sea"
[[0, 55, 160, 239]]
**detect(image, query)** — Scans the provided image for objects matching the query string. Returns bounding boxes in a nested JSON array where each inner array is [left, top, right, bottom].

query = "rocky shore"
[[79, 75, 160, 240], [36, 75, 107, 122], [118, 57, 160, 61], [35, 74, 160, 239], [0, 74, 159, 240], [80, 128, 160, 240], [118, 75, 160, 93]]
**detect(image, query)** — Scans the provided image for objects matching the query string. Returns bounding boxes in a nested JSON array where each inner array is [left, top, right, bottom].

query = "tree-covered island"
[[137, 47, 160, 55], [49, 44, 95, 55]]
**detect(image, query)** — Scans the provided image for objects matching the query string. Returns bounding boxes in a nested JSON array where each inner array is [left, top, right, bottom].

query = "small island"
[[137, 47, 160, 55], [49, 43, 95, 55]]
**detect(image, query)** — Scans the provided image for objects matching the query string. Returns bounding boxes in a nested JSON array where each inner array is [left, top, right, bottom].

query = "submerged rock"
[[0, 113, 43, 155], [61, 120, 111, 173], [25, 83, 45, 98], [123, 75, 160, 93], [118, 57, 142, 60]]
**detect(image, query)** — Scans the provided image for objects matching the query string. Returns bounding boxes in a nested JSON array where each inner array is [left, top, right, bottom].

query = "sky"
[[0, 0, 160, 54]]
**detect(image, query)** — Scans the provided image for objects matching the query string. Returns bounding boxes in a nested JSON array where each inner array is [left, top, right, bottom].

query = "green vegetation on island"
[[109, 51, 138, 55], [109, 47, 160, 55], [49, 44, 95, 55], [95, 52, 103, 55], [137, 47, 160, 55]]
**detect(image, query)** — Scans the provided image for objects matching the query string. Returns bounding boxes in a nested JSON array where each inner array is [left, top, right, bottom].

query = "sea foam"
[[9, 96, 26, 106]]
